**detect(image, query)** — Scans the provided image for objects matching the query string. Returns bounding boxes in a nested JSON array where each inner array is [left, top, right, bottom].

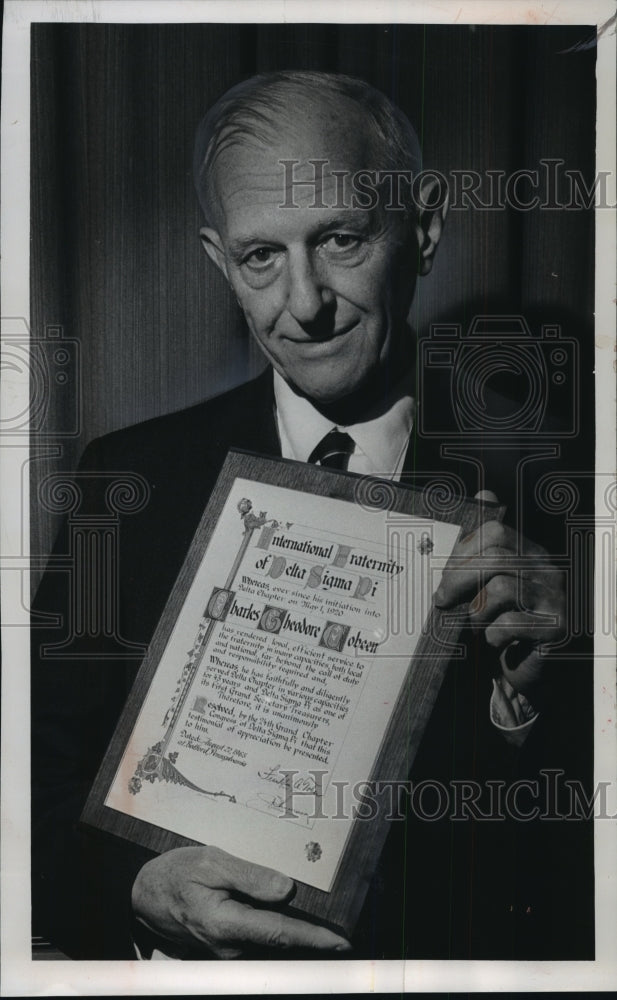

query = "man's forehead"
[[212, 126, 380, 233]]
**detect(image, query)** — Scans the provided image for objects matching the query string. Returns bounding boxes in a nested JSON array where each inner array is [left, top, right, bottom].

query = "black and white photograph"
[[1, 0, 616, 994]]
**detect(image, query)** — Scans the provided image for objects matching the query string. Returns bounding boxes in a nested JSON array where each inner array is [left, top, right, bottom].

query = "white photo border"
[[2, 1, 615, 994]]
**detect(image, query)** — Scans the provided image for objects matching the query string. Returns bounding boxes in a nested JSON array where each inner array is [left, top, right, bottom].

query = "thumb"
[[198, 846, 295, 903], [474, 489, 499, 504]]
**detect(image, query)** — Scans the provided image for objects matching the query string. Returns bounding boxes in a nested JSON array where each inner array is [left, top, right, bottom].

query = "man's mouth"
[[285, 321, 358, 345]]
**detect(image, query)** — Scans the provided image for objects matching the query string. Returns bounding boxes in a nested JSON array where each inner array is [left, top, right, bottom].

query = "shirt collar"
[[273, 370, 415, 474]]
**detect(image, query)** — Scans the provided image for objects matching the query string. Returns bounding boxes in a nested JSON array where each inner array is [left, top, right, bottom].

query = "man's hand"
[[131, 845, 352, 959], [433, 504, 566, 702]]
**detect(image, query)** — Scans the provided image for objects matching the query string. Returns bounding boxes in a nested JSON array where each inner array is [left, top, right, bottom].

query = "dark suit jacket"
[[31, 369, 594, 960]]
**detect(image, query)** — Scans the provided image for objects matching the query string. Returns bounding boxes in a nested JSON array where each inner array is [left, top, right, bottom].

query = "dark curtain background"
[[30, 22, 596, 585]]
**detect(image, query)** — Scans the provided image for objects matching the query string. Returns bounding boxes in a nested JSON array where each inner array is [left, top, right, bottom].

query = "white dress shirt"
[[274, 370, 414, 480]]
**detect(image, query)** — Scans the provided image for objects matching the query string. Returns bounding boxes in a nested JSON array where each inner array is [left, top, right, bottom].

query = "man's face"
[[202, 109, 428, 407]]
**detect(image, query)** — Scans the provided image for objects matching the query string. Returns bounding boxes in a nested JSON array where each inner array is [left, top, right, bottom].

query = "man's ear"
[[200, 226, 229, 281], [414, 175, 449, 276]]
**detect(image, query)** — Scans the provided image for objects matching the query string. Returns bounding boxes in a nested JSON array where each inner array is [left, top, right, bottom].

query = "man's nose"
[[286, 252, 334, 327]]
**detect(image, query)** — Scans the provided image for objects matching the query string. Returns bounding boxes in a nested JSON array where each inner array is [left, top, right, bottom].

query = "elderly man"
[[31, 71, 591, 961]]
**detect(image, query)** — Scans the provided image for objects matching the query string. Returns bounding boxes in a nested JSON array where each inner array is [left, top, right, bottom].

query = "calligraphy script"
[[105, 477, 460, 889]]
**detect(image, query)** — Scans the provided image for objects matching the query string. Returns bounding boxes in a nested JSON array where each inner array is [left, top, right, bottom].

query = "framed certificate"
[[82, 450, 503, 936]]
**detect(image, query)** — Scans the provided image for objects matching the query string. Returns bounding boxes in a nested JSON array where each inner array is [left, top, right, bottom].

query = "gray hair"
[[193, 70, 422, 226]]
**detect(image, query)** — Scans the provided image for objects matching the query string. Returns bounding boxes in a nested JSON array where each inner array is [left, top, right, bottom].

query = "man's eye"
[[323, 233, 362, 252], [244, 247, 276, 269]]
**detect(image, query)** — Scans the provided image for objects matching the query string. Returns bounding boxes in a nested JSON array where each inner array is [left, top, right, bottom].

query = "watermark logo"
[[277, 768, 617, 823], [418, 315, 578, 440], [278, 158, 615, 212], [1, 317, 81, 437]]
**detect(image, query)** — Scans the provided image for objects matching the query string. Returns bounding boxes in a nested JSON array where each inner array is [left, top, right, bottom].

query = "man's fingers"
[[434, 547, 517, 607], [212, 896, 352, 953], [474, 489, 499, 504], [195, 846, 294, 903], [484, 610, 561, 650], [131, 847, 350, 958], [456, 519, 514, 557], [451, 518, 544, 560], [434, 518, 552, 609], [433, 518, 516, 609], [499, 642, 546, 697], [467, 574, 550, 624], [468, 574, 520, 627]]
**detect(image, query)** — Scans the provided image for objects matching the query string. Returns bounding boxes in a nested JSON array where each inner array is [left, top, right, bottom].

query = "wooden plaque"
[[82, 450, 504, 937]]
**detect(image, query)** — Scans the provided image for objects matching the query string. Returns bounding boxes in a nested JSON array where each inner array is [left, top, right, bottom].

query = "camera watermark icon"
[[418, 315, 578, 440], [1, 316, 81, 437]]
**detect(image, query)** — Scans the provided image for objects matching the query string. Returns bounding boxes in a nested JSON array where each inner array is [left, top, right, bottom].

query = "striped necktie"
[[308, 429, 354, 470]]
